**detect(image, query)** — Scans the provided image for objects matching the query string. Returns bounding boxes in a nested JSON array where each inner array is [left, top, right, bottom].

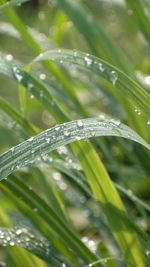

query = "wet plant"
[[0, 0, 150, 267]]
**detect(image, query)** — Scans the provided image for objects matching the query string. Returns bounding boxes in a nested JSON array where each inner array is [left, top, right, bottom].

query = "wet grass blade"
[[55, 0, 130, 71], [34, 49, 150, 120], [0, 53, 147, 267], [0, 176, 100, 266], [0, 226, 59, 264], [0, 117, 149, 180]]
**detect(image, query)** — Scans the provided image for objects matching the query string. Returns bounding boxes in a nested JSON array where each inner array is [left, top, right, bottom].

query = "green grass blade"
[[0, 226, 57, 264], [0, 176, 100, 266], [55, 0, 130, 71], [125, 0, 150, 41], [0, 117, 149, 180], [34, 49, 150, 120], [0, 55, 147, 266], [0, 96, 37, 136]]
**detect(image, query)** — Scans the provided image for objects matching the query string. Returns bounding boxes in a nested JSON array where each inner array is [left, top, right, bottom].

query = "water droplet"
[[145, 76, 150, 85], [39, 52, 43, 57], [39, 73, 46, 80], [10, 147, 15, 152], [55, 125, 60, 131], [77, 120, 83, 128], [10, 241, 15, 246], [27, 137, 34, 142], [98, 63, 105, 72], [91, 131, 96, 137], [16, 229, 22, 235], [46, 138, 50, 143], [110, 70, 118, 85], [146, 250, 150, 257], [30, 94, 34, 99], [6, 54, 13, 61], [64, 130, 70, 137], [27, 82, 34, 91], [134, 106, 141, 115], [111, 119, 120, 126], [84, 55, 92, 66], [12, 66, 23, 82], [75, 136, 81, 141]]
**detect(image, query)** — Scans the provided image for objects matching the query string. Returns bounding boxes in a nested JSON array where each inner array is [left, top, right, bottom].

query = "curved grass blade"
[[0, 117, 149, 180], [55, 0, 130, 72], [34, 49, 150, 119], [0, 226, 58, 264], [0, 0, 29, 13]]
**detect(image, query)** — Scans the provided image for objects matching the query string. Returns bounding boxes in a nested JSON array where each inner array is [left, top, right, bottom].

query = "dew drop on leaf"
[[98, 63, 105, 72], [111, 119, 121, 126], [39, 73, 46, 80], [146, 250, 150, 257], [12, 66, 23, 82], [84, 55, 92, 66], [27, 82, 34, 90], [64, 130, 70, 137], [27, 137, 34, 142], [77, 120, 83, 128], [110, 70, 118, 85], [6, 54, 13, 61]]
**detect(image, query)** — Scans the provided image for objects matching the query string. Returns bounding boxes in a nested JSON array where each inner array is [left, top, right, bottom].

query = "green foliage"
[[0, 1, 150, 267]]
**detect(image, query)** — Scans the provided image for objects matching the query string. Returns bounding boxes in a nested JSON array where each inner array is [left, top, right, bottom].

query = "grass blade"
[[34, 49, 150, 120], [125, 0, 150, 41], [0, 117, 149, 180], [0, 226, 58, 264]]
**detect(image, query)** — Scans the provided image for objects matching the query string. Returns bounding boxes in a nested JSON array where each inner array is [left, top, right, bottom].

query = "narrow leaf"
[[0, 117, 149, 180]]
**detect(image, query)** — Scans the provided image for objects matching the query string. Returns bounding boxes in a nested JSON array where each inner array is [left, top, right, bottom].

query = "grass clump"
[[0, 1, 150, 267]]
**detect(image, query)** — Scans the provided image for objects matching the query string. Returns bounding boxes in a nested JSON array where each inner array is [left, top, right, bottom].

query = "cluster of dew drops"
[[0, 227, 50, 256], [5, 51, 150, 125], [84, 54, 118, 85], [134, 106, 150, 126]]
